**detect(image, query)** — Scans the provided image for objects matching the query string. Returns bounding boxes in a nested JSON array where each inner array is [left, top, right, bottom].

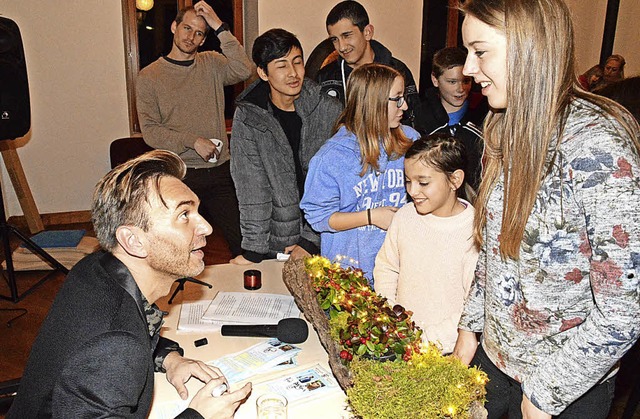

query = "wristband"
[[214, 22, 230, 36], [367, 209, 372, 226]]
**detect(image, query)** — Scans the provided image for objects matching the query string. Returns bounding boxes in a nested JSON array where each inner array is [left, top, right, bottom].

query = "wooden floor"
[[0, 219, 638, 418]]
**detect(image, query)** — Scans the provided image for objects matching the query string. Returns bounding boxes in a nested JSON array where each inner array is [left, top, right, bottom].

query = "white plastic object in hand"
[[211, 383, 228, 397], [208, 138, 224, 163], [276, 252, 290, 261]]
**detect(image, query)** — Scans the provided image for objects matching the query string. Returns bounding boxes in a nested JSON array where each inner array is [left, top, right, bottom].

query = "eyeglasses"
[[389, 96, 405, 108]]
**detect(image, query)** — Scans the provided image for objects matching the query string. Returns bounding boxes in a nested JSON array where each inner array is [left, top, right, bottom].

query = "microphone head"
[[276, 318, 309, 344]]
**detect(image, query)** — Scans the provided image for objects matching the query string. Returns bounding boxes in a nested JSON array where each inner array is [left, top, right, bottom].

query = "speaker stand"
[[1, 145, 44, 233], [167, 277, 212, 304], [0, 172, 68, 303]]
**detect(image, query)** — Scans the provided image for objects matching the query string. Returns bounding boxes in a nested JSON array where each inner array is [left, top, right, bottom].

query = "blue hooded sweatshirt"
[[300, 125, 419, 286]]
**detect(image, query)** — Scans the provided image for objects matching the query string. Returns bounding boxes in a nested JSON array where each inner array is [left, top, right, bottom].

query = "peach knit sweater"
[[374, 199, 478, 353]]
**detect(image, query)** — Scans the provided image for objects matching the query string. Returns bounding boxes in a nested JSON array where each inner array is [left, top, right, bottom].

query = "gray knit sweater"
[[459, 98, 640, 415]]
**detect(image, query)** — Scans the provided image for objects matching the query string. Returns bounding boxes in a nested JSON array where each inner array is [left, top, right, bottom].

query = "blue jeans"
[[472, 343, 616, 419]]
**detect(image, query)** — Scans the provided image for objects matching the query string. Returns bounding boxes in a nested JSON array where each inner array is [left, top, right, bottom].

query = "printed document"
[[201, 292, 301, 324]]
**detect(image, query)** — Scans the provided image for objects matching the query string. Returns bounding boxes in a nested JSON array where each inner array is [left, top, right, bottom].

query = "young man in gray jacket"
[[230, 29, 342, 264]]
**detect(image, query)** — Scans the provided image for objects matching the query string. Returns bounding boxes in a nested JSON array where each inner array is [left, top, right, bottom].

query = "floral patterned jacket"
[[459, 98, 640, 415]]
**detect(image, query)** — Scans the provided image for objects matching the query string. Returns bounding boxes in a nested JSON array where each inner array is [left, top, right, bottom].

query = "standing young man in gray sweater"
[[136, 1, 252, 257]]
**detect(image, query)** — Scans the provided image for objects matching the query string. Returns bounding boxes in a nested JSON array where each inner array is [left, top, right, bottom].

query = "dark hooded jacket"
[[316, 40, 423, 129], [230, 78, 342, 262], [419, 87, 488, 191]]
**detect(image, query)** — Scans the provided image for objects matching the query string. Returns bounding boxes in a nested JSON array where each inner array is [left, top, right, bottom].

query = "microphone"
[[221, 318, 309, 344]]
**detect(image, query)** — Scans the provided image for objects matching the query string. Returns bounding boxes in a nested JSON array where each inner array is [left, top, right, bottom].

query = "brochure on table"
[[251, 363, 341, 405], [208, 338, 301, 384]]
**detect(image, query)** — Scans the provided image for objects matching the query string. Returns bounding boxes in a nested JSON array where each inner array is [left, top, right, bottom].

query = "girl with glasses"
[[300, 63, 419, 287]]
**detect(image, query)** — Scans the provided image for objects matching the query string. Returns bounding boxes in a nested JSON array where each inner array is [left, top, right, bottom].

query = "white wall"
[[0, 1, 130, 217], [566, 0, 639, 76], [613, 0, 639, 77], [257, 0, 423, 87]]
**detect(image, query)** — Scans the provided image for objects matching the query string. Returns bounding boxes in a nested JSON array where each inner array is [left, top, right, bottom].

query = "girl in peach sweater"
[[374, 134, 478, 354]]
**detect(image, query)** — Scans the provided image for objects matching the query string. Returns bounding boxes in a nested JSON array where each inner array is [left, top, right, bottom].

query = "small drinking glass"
[[256, 392, 288, 419]]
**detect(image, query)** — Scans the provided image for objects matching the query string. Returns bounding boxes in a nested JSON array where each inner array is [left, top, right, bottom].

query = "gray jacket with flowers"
[[459, 98, 640, 415]]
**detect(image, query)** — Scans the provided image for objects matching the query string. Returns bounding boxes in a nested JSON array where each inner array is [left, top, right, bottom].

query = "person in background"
[[419, 46, 488, 192], [374, 134, 478, 354], [136, 1, 253, 257], [7, 150, 251, 418], [596, 76, 640, 122], [316, 0, 423, 130], [229, 29, 342, 265], [452, 0, 640, 418], [301, 63, 419, 286], [602, 54, 626, 85], [578, 64, 603, 91]]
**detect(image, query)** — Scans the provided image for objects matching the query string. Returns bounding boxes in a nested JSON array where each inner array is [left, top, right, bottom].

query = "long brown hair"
[[461, 0, 640, 259], [336, 63, 413, 176]]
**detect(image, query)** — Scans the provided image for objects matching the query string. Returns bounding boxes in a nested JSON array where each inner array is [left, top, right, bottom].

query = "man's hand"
[[194, 137, 219, 162], [522, 394, 552, 419], [189, 378, 252, 419], [163, 352, 225, 400], [284, 244, 310, 260], [451, 329, 478, 366], [193, 1, 223, 31], [230, 254, 254, 265], [371, 206, 400, 230]]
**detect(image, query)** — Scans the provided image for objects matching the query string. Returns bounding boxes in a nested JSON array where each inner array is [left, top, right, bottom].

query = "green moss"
[[347, 347, 487, 419]]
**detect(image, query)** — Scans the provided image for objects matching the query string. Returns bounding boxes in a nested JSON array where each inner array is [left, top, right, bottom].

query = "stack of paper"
[[4, 230, 100, 271], [177, 292, 301, 332]]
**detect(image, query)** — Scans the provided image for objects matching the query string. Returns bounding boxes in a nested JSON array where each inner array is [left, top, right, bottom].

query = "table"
[[148, 260, 349, 419]]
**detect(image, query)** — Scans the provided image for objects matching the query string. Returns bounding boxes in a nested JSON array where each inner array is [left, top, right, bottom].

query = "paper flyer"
[[251, 364, 341, 405], [208, 338, 301, 384]]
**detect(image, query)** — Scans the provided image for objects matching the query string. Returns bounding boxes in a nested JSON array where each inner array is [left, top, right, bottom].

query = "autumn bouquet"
[[303, 256, 488, 419]]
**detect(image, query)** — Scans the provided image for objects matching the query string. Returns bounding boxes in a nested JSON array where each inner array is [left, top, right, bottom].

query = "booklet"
[[201, 292, 301, 324], [208, 338, 301, 384], [251, 364, 341, 405]]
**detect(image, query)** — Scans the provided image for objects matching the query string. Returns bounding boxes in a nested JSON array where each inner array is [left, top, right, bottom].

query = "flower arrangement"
[[303, 256, 488, 419], [305, 255, 422, 361]]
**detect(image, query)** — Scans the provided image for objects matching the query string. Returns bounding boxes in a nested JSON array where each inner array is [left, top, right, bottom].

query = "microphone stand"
[[167, 277, 212, 304]]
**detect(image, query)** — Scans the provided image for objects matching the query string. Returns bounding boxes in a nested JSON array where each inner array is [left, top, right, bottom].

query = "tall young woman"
[[452, 1, 640, 418], [300, 63, 419, 286]]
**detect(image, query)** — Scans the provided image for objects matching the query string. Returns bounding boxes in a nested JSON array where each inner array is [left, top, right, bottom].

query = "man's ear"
[[115, 226, 148, 258], [363, 24, 374, 41], [171, 21, 177, 35], [431, 73, 439, 87], [449, 169, 465, 191], [257, 66, 269, 82], [198, 36, 206, 47]]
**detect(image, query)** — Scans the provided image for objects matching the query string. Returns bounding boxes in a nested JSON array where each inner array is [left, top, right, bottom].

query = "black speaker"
[[0, 17, 30, 141]]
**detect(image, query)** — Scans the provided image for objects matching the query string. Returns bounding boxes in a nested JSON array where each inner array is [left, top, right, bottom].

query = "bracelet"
[[367, 208, 372, 226], [214, 22, 230, 36]]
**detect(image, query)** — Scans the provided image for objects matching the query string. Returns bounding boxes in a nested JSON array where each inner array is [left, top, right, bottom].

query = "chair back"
[[109, 137, 154, 169]]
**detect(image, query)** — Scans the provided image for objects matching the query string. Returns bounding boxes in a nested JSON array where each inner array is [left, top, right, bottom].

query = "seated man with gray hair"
[[8, 150, 251, 418]]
